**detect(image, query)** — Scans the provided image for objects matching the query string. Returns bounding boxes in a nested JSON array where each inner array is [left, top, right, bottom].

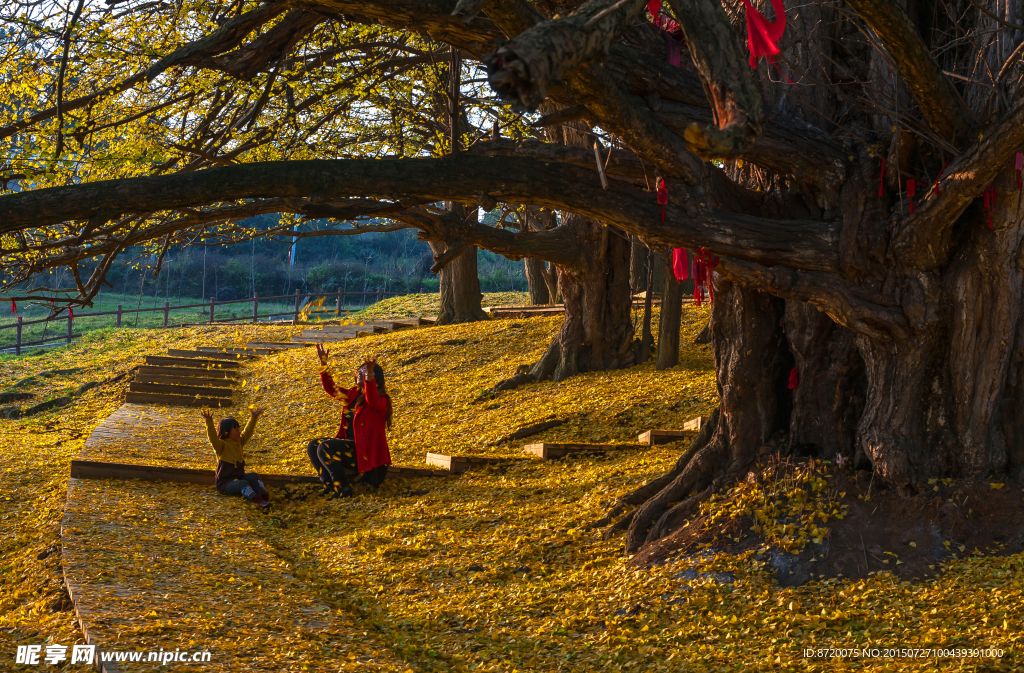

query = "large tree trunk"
[[629, 235, 647, 295], [541, 215, 634, 380], [656, 252, 683, 370], [602, 275, 789, 551], [428, 203, 487, 325], [489, 213, 634, 391], [524, 257, 550, 304]]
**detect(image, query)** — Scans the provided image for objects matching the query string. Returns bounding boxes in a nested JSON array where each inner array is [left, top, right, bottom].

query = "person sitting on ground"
[[202, 407, 270, 510], [307, 346, 392, 498]]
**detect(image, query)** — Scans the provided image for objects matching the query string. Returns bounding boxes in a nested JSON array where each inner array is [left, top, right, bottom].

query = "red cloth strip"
[[741, 0, 786, 69]]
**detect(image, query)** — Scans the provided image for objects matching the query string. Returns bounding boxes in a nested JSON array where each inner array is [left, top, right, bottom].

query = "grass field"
[[0, 291, 404, 351], [0, 291, 533, 353], [2, 305, 1021, 671]]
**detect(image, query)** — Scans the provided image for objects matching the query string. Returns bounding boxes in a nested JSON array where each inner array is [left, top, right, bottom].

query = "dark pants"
[[307, 438, 357, 491], [222, 473, 267, 501], [306, 438, 388, 490]]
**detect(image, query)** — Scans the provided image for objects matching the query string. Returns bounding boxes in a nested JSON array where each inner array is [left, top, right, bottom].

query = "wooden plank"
[[195, 347, 278, 355], [69, 459, 447, 485], [310, 323, 390, 334], [246, 342, 310, 349], [135, 373, 241, 387], [137, 365, 238, 379], [300, 329, 360, 337], [385, 465, 450, 478], [144, 355, 242, 369], [425, 452, 522, 473], [124, 392, 233, 407], [683, 416, 710, 432], [420, 316, 437, 325], [638, 429, 696, 446], [168, 349, 258, 360], [291, 334, 365, 343], [128, 382, 233, 398], [523, 443, 646, 459]]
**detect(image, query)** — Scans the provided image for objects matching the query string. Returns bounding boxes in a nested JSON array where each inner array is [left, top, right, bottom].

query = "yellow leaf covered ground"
[[2, 303, 1022, 671]]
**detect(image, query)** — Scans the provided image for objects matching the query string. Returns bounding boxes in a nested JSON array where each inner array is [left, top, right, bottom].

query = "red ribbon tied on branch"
[[69, 308, 74, 321], [983, 184, 997, 229], [741, 0, 787, 69], [657, 178, 668, 222], [906, 178, 916, 214], [10, 299, 16, 315], [672, 248, 688, 281], [788, 366, 799, 390], [1016, 152, 1023, 191], [692, 249, 720, 307]]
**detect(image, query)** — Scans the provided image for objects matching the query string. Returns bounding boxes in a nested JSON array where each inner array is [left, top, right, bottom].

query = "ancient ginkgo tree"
[[3, 0, 1024, 552]]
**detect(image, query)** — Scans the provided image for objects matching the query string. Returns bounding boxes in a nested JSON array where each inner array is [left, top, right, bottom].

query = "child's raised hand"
[[250, 407, 265, 418], [200, 408, 213, 420], [316, 343, 330, 366]]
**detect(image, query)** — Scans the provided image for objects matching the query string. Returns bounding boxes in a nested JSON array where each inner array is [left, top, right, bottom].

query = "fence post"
[[336, 289, 342, 316], [66, 314, 73, 344], [209, 297, 215, 325], [293, 289, 301, 323], [15, 316, 22, 356], [116, 304, 122, 328], [376, 286, 383, 303], [252, 292, 259, 324], [163, 301, 170, 328]]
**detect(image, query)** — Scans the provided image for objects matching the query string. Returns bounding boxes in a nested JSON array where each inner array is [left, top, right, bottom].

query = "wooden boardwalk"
[[61, 343, 448, 671]]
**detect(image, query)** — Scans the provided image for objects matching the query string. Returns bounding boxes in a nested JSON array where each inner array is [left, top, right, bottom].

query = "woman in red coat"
[[306, 346, 392, 497]]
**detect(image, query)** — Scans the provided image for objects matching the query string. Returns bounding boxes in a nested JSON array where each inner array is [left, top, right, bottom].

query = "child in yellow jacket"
[[201, 407, 270, 510]]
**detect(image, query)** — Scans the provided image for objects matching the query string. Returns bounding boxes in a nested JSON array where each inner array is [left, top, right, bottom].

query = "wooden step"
[[684, 416, 711, 431], [246, 342, 310, 349], [125, 392, 232, 407], [135, 373, 241, 388], [638, 429, 696, 446], [291, 334, 365, 343], [168, 349, 257, 360], [300, 328, 361, 337], [137, 365, 237, 380], [420, 316, 437, 325], [425, 453, 525, 473], [144, 355, 242, 369], [314, 323, 390, 333], [69, 459, 448, 485], [523, 443, 645, 459], [129, 382, 233, 398]]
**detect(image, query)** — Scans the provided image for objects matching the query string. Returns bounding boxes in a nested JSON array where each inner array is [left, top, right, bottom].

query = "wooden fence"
[[0, 288, 401, 355]]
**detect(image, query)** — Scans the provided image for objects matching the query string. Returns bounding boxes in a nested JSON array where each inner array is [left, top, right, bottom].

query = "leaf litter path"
[[63, 400, 413, 671]]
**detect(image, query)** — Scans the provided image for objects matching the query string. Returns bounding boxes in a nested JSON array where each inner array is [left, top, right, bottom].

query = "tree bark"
[[617, 274, 789, 551], [656, 252, 683, 370], [428, 239, 487, 325], [524, 257, 550, 304], [488, 213, 634, 392], [629, 235, 647, 295]]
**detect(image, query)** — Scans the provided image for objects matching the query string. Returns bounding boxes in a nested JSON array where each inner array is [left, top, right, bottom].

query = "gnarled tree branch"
[[894, 98, 1024, 269], [845, 0, 969, 144]]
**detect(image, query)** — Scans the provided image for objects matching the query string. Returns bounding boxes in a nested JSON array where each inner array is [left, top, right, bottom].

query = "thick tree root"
[[590, 410, 729, 552]]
